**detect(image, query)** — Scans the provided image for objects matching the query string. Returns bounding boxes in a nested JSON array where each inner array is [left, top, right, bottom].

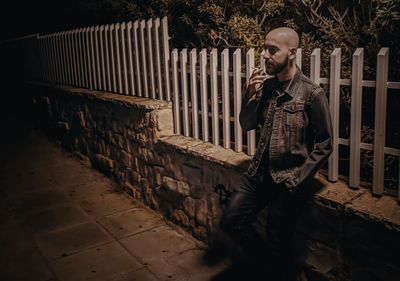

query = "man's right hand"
[[248, 68, 268, 98]]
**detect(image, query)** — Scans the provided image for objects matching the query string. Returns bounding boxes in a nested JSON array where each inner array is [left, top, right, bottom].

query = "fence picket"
[[154, 18, 163, 100], [233, 49, 242, 152], [199, 49, 209, 142], [76, 29, 83, 87], [84, 28, 92, 89], [180, 49, 190, 137], [349, 48, 364, 189], [146, 19, 156, 99], [109, 24, 117, 92], [126, 21, 135, 96], [373, 48, 389, 195], [133, 21, 142, 97], [222, 48, 230, 149], [246, 49, 256, 155], [140, 20, 148, 97], [104, 25, 111, 92], [310, 48, 321, 84], [120, 22, 129, 94], [210, 49, 219, 146], [98, 25, 106, 90], [171, 49, 181, 134], [115, 23, 123, 93], [161, 17, 171, 101], [189, 49, 199, 139], [328, 48, 341, 182], [90, 27, 97, 89], [296, 48, 302, 69]]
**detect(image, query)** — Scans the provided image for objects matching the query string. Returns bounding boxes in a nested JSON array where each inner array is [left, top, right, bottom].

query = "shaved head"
[[266, 27, 299, 48]]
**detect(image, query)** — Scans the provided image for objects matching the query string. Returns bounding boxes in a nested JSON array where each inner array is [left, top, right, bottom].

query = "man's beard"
[[265, 55, 289, 76]]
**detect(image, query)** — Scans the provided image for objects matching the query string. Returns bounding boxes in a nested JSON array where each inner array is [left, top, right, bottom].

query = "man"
[[219, 27, 333, 280]]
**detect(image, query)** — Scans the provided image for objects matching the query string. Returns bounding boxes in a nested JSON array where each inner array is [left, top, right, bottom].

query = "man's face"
[[263, 34, 290, 76]]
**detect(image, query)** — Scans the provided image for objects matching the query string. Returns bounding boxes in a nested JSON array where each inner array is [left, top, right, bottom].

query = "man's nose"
[[263, 50, 271, 60]]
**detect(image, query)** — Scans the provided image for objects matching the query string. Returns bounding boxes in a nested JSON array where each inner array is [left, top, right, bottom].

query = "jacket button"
[[254, 160, 259, 164]]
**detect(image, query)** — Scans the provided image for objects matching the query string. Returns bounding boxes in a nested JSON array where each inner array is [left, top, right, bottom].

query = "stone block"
[[120, 150, 132, 168], [183, 197, 196, 218], [156, 107, 174, 134], [172, 209, 190, 226], [94, 154, 115, 175], [195, 199, 208, 226]]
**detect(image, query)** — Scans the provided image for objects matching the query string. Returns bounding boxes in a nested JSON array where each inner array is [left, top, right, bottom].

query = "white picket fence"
[[5, 16, 400, 201], [37, 17, 171, 100]]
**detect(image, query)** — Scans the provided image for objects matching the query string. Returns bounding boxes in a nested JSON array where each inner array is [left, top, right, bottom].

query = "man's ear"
[[288, 47, 297, 60]]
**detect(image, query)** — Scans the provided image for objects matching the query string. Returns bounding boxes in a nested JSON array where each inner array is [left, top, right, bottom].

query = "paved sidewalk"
[[0, 122, 231, 281]]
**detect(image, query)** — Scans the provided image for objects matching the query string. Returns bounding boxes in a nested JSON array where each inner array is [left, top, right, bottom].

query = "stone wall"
[[30, 83, 400, 281]]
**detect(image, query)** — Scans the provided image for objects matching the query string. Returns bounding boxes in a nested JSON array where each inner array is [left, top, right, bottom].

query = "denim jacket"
[[239, 67, 333, 190]]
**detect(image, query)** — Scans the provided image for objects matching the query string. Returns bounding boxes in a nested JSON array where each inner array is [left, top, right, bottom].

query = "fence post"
[[210, 48, 219, 146], [373, 48, 389, 195], [222, 48, 230, 149], [104, 25, 111, 92], [84, 28, 92, 89], [180, 49, 190, 136], [80, 29, 88, 88], [199, 49, 209, 142], [78, 29, 86, 87], [161, 17, 171, 101], [328, 48, 341, 182], [132, 21, 142, 96], [154, 18, 163, 100], [76, 29, 84, 87], [246, 48, 255, 155], [90, 26, 98, 90], [121, 22, 129, 94], [189, 48, 199, 139], [233, 49, 242, 152], [126, 21, 135, 96], [171, 49, 180, 134], [115, 23, 123, 93], [55, 33, 63, 85], [349, 48, 364, 189], [310, 48, 321, 84]]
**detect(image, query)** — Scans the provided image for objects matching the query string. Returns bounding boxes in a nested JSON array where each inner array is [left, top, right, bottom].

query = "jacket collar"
[[268, 65, 302, 98]]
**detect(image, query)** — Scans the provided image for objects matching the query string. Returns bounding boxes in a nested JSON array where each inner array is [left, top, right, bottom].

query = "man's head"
[[263, 27, 299, 76]]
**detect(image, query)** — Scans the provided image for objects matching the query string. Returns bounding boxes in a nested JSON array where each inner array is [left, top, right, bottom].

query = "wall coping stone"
[[30, 82, 170, 110], [31, 81, 400, 233]]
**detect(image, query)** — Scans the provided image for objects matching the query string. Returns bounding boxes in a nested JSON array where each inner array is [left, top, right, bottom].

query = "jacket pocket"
[[283, 100, 305, 150]]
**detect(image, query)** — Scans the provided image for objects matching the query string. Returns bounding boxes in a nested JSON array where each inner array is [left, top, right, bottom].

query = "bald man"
[[219, 27, 332, 280]]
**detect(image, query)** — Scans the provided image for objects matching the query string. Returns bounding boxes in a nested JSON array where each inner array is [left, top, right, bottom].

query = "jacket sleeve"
[[239, 86, 265, 132], [284, 87, 333, 190]]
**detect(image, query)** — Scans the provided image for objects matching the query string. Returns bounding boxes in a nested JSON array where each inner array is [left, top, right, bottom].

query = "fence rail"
[[4, 16, 400, 201]]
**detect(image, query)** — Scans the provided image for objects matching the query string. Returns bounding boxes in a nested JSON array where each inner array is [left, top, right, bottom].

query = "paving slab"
[[49, 241, 143, 281], [147, 258, 190, 281], [76, 190, 135, 217], [61, 179, 118, 201], [35, 222, 114, 260], [24, 203, 91, 233], [105, 268, 159, 281], [119, 225, 198, 264], [99, 208, 164, 239]]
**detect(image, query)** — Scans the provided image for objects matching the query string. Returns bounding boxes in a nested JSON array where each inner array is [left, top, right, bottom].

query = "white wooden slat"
[[54, 33, 62, 84], [222, 48, 231, 149], [120, 22, 129, 94], [146, 19, 156, 99], [133, 21, 142, 97], [328, 48, 341, 182], [373, 48, 389, 195], [310, 48, 321, 84], [126, 21, 135, 96], [90, 26, 97, 90], [53, 33, 61, 83], [72, 29, 79, 86], [246, 48, 256, 155], [75, 29, 83, 87], [349, 48, 364, 189], [78, 29, 86, 87], [189, 48, 199, 139], [85, 27, 93, 89], [104, 25, 111, 92], [199, 49, 209, 142], [42, 36, 48, 82], [109, 24, 117, 93], [50, 33, 58, 84], [37, 37, 45, 81], [180, 49, 190, 136], [99, 25, 106, 91], [161, 17, 171, 101], [153, 18, 163, 100], [210, 48, 219, 146], [171, 49, 181, 134], [94, 26, 102, 90], [233, 48, 242, 152], [140, 20, 149, 97], [80, 29, 88, 88], [48, 34, 56, 83], [296, 48, 302, 69], [115, 23, 123, 93], [46, 35, 53, 83]]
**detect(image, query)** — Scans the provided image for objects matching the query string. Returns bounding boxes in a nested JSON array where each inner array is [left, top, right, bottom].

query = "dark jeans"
[[219, 167, 307, 278]]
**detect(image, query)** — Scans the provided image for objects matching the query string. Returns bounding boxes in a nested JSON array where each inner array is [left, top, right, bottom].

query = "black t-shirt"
[[258, 78, 291, 172]]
